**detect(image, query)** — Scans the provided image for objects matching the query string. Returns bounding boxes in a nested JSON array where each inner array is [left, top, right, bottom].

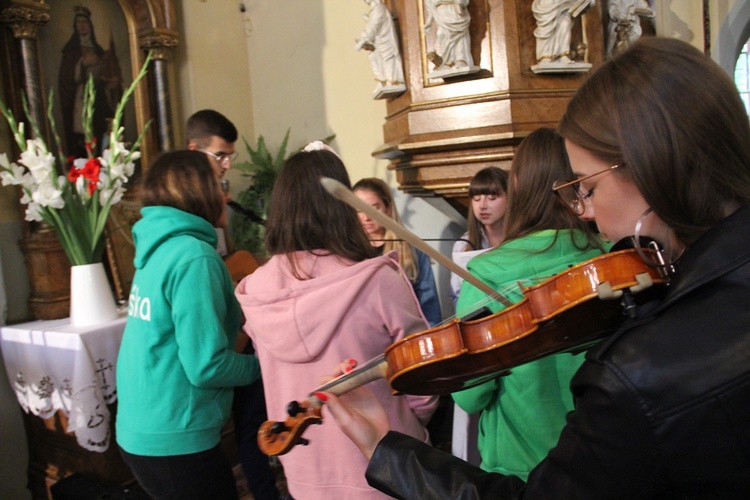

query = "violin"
[[257, 245, 668, 456], [223, 249, 261, 285]]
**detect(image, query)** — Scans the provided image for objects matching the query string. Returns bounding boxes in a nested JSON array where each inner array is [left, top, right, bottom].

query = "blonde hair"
[[353, 178, 419, 282]]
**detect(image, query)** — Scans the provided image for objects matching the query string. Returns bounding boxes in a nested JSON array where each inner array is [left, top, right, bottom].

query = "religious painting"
[[37, 1, 136, 163], [36, 1, 139, 303]]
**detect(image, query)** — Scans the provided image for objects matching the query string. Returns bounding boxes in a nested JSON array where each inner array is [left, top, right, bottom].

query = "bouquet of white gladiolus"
[[0, 52, 152, 266]]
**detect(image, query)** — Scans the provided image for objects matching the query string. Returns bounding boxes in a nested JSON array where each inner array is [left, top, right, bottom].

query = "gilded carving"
[[0, 5, 50, 39], [138, 29, 179, 60]]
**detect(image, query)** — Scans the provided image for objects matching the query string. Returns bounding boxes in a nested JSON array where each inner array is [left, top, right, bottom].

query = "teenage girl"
[[353, 178, 442, 326]]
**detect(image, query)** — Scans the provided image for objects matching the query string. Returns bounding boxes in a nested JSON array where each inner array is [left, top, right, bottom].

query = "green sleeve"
[[169, 255, 260, 388], [452, 377, 499, 414]]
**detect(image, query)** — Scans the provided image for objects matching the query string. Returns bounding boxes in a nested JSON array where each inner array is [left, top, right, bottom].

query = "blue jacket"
[[413, 248, 442, 326]]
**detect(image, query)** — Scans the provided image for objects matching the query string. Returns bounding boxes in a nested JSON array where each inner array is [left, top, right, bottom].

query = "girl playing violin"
[[451, 127, 605, 481], [234, 144, 437, 499], [323, 37, 750, 498], [353, 177, 443, 326]]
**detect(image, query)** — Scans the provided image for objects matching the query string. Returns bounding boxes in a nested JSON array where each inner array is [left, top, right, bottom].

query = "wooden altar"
[[378, 0, 606, 214]]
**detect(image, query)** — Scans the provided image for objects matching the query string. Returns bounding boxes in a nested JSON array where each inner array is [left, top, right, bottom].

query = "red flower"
[[81, 158, 101, 182], [67, 165, 81, 183], [82, 158, 101, 195], [67, 158, 101, 195]]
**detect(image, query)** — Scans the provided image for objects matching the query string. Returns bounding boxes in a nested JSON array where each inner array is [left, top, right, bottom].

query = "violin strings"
[[434, 281, 525, 328]]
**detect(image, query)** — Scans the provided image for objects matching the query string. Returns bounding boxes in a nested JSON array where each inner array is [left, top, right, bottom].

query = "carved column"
[[1, 1, 50, 142], [139, 29, 179, 153], [2, 1, 71, 320]]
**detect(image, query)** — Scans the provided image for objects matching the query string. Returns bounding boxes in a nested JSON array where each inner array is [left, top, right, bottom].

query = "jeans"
[[119, 444, 238, 500]]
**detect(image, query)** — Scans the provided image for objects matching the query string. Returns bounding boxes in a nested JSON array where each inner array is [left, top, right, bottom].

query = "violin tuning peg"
[[298, 438, 309, 446], [270, 422, 289, 435], [287, 401, 302, 416]]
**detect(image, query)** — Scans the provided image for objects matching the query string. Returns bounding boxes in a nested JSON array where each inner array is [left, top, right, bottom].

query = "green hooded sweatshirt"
[[116, 206, 259, 456], [453, 229, 605, 481]]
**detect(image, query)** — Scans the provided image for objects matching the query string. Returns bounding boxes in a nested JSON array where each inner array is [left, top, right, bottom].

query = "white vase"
[[70, 262, 119, 327]]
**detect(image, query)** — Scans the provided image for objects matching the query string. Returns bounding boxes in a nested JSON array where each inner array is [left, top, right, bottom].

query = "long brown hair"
[[264, 149, 375, 277], [352, 178, 419, 282], [559, 37, 750, 246], [504, 127, 601, 250], [464, 166, 509, 252], [141, 150, 224, 226]]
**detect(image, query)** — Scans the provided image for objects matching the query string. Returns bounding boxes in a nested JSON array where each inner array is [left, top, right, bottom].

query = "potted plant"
[[230, 130, 334, 258]]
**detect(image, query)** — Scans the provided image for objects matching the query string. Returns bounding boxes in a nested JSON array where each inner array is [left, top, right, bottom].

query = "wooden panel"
[[379, 0, 605, 202]]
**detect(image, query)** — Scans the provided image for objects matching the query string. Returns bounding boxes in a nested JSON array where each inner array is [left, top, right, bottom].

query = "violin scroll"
[[257, 398, 323, 456]]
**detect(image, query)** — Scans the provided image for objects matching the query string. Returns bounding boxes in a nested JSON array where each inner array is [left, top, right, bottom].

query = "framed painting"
[[37, 2, 137, 165]]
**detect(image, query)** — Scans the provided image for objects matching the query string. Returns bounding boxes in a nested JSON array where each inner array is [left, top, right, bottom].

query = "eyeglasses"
[[201, 149, 238, 166], [552, 164, 621, 216]]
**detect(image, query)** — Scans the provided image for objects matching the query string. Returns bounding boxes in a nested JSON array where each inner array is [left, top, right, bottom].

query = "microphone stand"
[[227, 200, 266, 226]]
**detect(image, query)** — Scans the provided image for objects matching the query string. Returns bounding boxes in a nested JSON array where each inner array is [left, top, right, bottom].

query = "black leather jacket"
[[366, 207, 750, 499]]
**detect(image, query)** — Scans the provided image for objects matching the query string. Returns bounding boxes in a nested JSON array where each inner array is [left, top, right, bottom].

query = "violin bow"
[[321, 177, 513, 307]]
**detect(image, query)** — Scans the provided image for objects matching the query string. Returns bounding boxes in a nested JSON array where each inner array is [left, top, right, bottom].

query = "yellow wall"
[[174, 0, 394, 199]]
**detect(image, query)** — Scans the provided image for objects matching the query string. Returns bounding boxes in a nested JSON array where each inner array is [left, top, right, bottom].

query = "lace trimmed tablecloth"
[[0, 313, 127, 452]]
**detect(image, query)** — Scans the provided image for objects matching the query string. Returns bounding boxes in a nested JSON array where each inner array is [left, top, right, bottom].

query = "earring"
[[634, 207, 675, 280]]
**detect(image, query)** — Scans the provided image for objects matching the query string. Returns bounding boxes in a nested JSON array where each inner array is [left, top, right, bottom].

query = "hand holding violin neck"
[[320, 177, 512, 307], [257, 355, 391, 457], [312, 354, 389, 396]]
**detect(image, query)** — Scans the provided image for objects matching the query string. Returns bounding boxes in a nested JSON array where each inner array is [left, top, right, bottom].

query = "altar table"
[[0, 313, 126, 453]]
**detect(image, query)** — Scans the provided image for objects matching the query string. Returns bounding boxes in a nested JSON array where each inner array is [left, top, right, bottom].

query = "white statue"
[[531, 0, 596, 74], [356, 0, 407, 99], [423, 0, 479, 79], [607, 0, 654, 57]]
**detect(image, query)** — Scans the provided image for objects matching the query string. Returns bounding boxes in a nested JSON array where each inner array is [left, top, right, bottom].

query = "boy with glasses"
[[186, 109, 282, 500]]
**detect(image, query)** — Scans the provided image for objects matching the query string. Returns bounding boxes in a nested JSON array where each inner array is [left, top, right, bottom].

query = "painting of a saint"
[[58, 5, 124, 158]]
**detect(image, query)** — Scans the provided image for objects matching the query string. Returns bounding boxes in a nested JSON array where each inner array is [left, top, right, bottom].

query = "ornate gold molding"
[[138, 28, 179, 60], [0, 4, 50, 39]]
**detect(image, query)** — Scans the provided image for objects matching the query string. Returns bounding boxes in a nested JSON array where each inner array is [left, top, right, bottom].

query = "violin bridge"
[[596, 281, 622, 300], [628, 273, 654, 293]]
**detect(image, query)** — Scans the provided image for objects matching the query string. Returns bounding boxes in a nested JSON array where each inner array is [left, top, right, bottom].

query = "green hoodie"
[[116, 206, 259, 456], [453, 229, 605, 481]]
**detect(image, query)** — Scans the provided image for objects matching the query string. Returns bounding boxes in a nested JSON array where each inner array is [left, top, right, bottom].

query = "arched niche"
[[0, 0, 179, 315]]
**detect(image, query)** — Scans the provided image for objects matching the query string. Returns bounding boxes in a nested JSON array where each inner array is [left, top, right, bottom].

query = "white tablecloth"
[[0, 313, 127, 452]]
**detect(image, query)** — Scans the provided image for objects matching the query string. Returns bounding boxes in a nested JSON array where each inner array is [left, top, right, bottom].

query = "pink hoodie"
[[235, 251, 438, 499]]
